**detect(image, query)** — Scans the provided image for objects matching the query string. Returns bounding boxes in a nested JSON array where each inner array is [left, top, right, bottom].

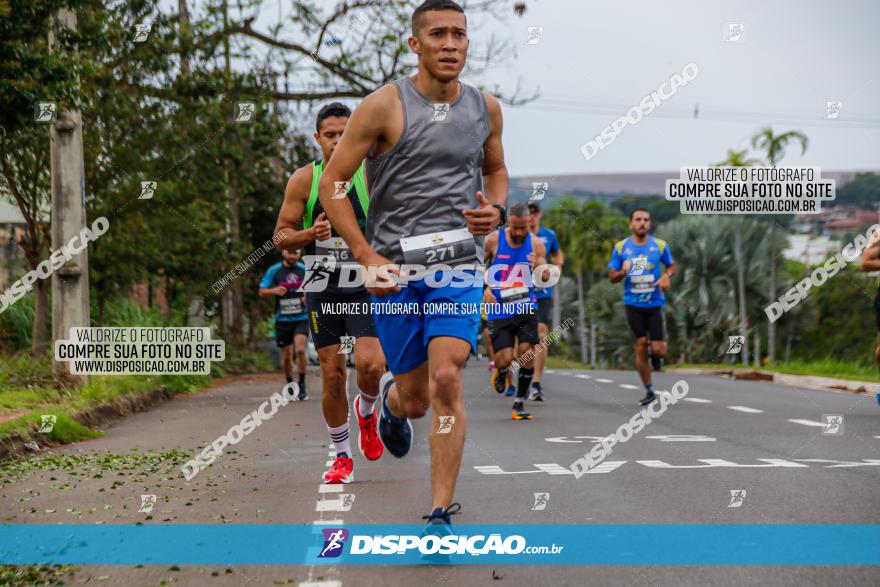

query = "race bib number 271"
[[399, 228, 478, 266]]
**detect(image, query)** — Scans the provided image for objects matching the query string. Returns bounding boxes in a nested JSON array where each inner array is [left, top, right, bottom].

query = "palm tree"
[[659, 216, 770, 363], [750, 128, 808, 364], [716, 148, 762, 363]]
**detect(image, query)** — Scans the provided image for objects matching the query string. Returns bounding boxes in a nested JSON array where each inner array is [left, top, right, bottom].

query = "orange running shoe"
[[323, 455, 354, 484], [353, 395, 384, 461]]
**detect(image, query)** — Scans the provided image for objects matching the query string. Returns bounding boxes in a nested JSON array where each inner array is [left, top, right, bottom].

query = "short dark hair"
[[527, 202, 541, 213], [630, 208, 651, 221], [316, 102, 351, 132], [509, 203, 530, 218], [412, 0, 465, 36]]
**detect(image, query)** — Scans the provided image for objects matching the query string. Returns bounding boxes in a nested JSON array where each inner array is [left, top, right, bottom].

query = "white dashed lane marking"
[[300, 582, 342, 587], [788, 419, 827, 428], [619, 384, 639, 389], [319, 484, 343, 493], [682, 397, 712, 403], [595, 378, 614, 383], [575, 374, 592, 380], [727, 406, 764, 414]]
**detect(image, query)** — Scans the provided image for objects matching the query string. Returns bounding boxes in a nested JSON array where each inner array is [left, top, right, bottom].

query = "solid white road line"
[[727, 406, 764, 414]]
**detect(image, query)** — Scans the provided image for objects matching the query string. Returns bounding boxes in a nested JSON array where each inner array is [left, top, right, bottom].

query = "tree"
[[836, 173, 880, 209], [0, 127, 51, 356], [0, 0, 94, 357], [750, 127, 808, 363], [659, 216, 770, 363], [715, 148, 763, 363], [544, 198, 626, 364]]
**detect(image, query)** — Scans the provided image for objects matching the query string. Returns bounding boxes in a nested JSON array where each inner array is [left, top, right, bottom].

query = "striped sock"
[[327, 423, 351, 458], [358, 390, 378, 417]]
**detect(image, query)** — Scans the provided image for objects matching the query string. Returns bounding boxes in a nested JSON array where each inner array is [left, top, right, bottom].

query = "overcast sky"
[[474, 0, 879, 176], [196, 0, 880, 178]]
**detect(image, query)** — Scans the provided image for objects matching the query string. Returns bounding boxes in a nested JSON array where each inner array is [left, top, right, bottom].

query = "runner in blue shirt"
[[259, 249, 308, 400], [858, 234, 880, 405], [608, 208, 676, 406], [527, 202, 564, 401]]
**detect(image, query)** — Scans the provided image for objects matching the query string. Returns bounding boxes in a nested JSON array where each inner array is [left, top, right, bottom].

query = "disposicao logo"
[[319, 528, 348, 558]]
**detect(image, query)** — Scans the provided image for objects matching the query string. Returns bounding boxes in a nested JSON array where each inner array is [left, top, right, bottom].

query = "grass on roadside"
[[0, 352, 213, 446], [547, 356, 877, 383], [546, 357, 594, 370], [0, 340, 274, 448], [667, 359, 878, 383]]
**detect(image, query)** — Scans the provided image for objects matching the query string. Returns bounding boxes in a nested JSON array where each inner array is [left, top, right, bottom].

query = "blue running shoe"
[[377, 372, 413, 458], [420, 503, 461, 563], [505, 385, 515, 397]]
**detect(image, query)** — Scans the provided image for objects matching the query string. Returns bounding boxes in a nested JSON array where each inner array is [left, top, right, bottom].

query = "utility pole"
[[220, 0, 244, 344], [733, 217, 750, 363], [178, 0, 191, 76], [49, 8, 89, 387]]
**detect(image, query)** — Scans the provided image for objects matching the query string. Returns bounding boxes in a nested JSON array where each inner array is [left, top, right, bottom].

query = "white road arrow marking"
[[637, 458, 808, 468], [795, 459, 880, 468], [473, 465, 543, 475]]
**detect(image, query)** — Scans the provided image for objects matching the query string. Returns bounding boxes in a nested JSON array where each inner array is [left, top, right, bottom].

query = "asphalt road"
[[2, 362, 878, 586]]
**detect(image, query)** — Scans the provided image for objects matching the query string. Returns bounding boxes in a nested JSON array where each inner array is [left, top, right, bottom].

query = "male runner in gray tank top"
[[317, 0, 509, 528]]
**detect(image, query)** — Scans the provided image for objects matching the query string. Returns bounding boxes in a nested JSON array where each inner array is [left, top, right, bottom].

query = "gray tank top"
[[365, 76, 490, 265]]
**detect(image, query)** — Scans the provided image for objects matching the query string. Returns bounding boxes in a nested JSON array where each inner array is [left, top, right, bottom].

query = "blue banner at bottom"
[[1, 524, 878, 565]]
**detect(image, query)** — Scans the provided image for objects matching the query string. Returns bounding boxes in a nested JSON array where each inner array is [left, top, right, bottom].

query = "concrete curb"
[[669, 367, 876, 395]]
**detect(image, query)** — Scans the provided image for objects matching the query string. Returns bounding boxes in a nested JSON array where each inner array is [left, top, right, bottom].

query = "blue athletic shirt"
[[487, 229, 537, 321], [259, 261, 307, 322], [607, 236, 673, 308], [533, 226, 559, 299]]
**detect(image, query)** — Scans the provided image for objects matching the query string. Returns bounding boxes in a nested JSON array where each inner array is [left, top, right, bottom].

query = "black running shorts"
[[306, 289, 377, 350], [489, 314, 539, 352], [535, 297, 553, 326], [624, 305, 666, 341], [275, 320, 309, 348]]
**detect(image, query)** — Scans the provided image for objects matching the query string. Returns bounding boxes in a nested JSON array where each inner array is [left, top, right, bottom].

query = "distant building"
[[783, 234, 840, 266], [0, 200, 27, 290]]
